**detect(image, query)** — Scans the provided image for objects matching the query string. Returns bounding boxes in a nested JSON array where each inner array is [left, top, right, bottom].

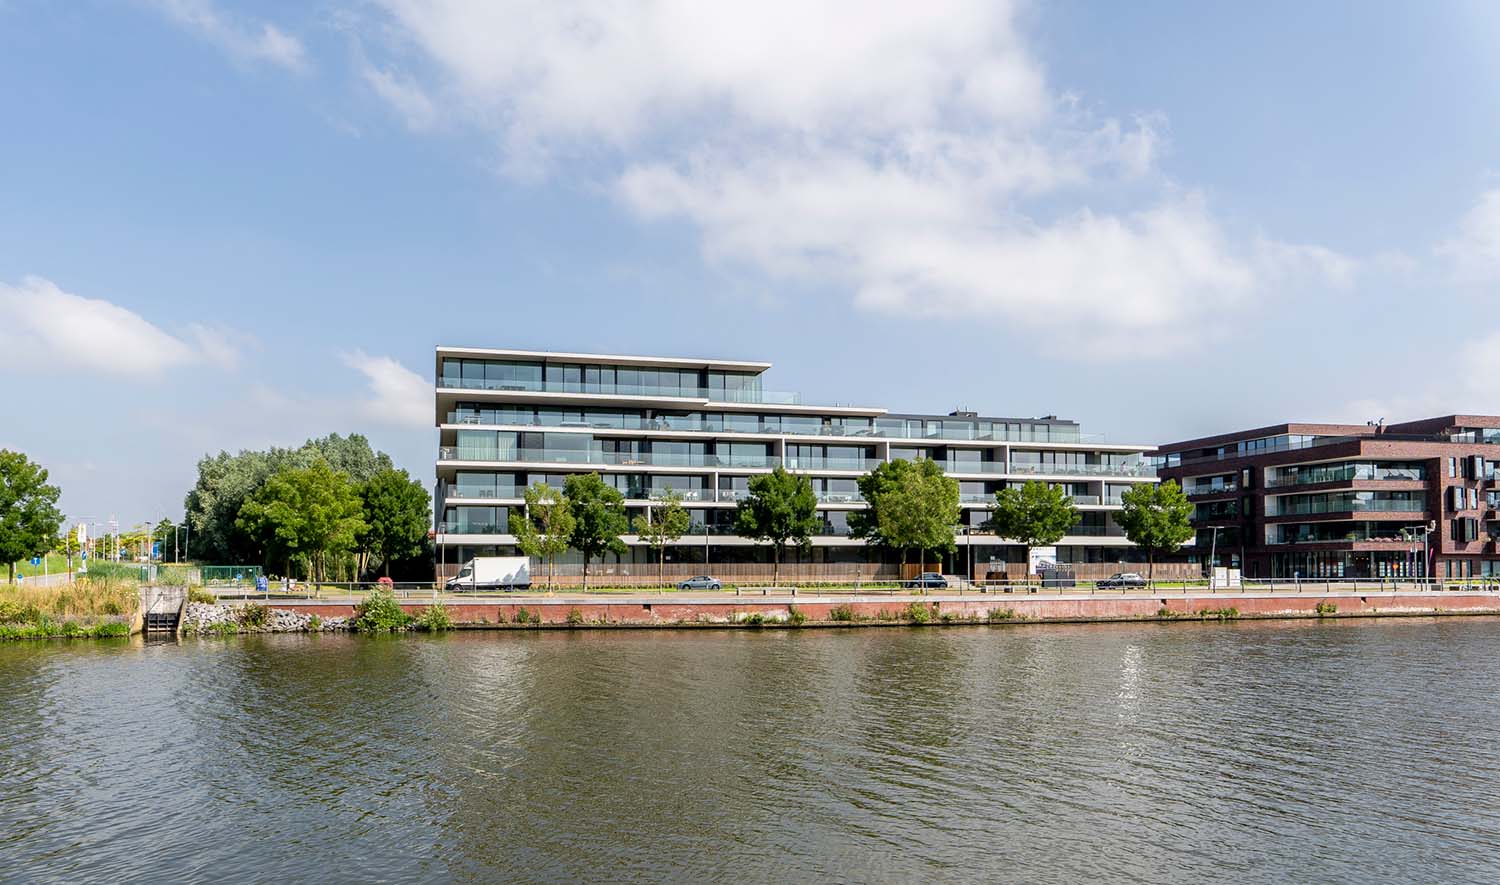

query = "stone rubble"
[[180, 601, 350, 635]]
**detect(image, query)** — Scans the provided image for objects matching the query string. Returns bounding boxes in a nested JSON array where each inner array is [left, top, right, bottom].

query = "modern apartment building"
[[1157, 415, 1500, 580], [434, 347, 1158, 582]]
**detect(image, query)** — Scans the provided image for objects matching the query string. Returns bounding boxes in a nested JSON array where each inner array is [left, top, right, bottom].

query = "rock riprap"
[[181, 602, 349, 635]]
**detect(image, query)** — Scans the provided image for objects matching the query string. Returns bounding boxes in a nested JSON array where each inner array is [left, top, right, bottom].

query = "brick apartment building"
[[1157, 415, 1500, 580]]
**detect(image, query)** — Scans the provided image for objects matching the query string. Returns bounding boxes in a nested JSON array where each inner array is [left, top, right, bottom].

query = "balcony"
[[783, 457, 884, 472], [1264, 466, 1425, 488], [1009, 462, 1156, 478], [439, 447, 779, 469], [439, 377, 803, 405], [1186, 483, 1239, 498], [943, 460, 1009, 474], [1266, 499, 1426, 517]]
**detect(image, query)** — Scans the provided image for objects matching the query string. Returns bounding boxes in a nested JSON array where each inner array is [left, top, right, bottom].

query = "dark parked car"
[[904, 572, 948, 589], [1097, 572, 1147, 589], [678, 575, 723, 590]]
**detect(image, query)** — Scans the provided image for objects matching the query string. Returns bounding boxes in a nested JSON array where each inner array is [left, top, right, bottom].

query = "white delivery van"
[[446, 556, 531, 591]]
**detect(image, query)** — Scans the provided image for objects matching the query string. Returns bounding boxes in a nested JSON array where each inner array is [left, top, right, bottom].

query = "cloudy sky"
[[4, 0, 1500, 527]]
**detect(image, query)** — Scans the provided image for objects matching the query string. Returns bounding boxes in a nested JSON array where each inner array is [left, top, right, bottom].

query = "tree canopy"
[[735, 467, 819, 587], [985, 481, 1077, 580], [851, 458, 959, 569], [235, 459, 367, 582], [1116, 480, 1195, 585], [358, 468, 432, 577], [184, 433, 394, 564], [633, 488, 692, 587], [513, 482, 575, 590], [0, 450, 64, 584], [563, 473, 628, 592]]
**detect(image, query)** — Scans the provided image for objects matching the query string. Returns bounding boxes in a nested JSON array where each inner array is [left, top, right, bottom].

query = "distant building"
[[433, 346, 1158, 582], [1156, 416, 1500, 580]]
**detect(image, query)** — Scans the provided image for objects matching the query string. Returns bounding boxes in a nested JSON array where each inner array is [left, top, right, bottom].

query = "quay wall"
[[266, 591, 1500, 627]]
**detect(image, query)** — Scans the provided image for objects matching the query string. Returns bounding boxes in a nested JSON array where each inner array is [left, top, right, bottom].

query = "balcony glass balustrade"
[[1009, 462, 1156, 478]]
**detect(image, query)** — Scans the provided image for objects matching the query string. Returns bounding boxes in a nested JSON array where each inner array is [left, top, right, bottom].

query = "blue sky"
[[3, 0, 1500, 528]]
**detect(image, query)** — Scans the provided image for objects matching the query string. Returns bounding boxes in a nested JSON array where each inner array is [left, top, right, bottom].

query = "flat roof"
[[436, 346, 772, 373]]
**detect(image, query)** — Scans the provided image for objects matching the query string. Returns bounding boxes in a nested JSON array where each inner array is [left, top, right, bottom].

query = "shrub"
[[743, 613, 765, 626], [987, 608, 1017, 622], [188, 587, 217, 605], [787, 606, 806, 626], [237, 602, 268, 629], [907, 602, 933, 624], [828, 604, 855, 622], [565, 607, 584, 627], [417, 603, 453, 631], [91, 622, 129, 638], [353, 588, 412, 633], [1197, 607, 1240, 620], [0, 600, 24, 623], [206, 621, 239, 636], [513, 607, 532, 625], [307, 614, 322, 631], [1315, 601, 1338, 616]]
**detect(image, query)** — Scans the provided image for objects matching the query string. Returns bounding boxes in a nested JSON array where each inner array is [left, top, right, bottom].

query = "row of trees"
[[185, 434, 430, 580], [506, 463, 1196, 587]]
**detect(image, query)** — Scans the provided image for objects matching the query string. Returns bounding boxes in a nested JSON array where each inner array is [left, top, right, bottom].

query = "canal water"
[[4, 619, 1500, 884]]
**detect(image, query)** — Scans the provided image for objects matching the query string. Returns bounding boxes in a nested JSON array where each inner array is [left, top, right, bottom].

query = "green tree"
[[985, 481, 1077, 584], [0, 450, 64, 584], [563, 473, 628, 592], [1116, 480, 1195, 586], [184, 433, 394, 566], [851, 459, 961, 573], [735, 467, 820, 588], [359, 468, 431, 577], [513, 482, 575, 591], [153, 518, 175, 561], [633, 489, 692, 588], [236, 459, 367, 582]]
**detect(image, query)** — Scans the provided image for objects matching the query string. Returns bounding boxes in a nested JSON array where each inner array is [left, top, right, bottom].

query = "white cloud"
[[358, 0, 1351, 344], [362, 65, 438, 131], [1437, 189, 1500, 281], [341, 350, 430, 428], [150, 0, 308, 72], [0, 276, 237, 377]]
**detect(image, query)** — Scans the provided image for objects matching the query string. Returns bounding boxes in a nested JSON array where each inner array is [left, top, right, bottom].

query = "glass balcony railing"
[[1186, 483, 1239, 497], [443, 411, 1113, 444], [1264, 466, 1426, 488], [1009, 462, 1156, 478], [438, 447, 779, 469], [440, 377, 804, 404], [437, 522, 507, 534], [1071, 495, 1102, 505], [444, 486, 517, 499], [783, 457, 884, 472], [1266, 498, 1426, 517], [943, 460, 1008, 474]]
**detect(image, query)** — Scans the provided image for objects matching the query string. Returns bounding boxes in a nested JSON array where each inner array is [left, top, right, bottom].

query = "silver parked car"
[[678, 575, 723, 590]]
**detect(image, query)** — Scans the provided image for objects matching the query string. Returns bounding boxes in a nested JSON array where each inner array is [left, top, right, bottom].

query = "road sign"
[[152, 542, 161, 559], [30, 557, 41, 566], [82, 551, 88, 560]]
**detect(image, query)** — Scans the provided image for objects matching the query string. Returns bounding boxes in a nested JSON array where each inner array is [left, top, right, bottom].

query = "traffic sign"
[[30, 557, 41, 566]]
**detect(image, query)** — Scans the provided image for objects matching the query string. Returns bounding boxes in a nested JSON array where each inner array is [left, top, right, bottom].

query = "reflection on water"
[[4, 619, 1500, 883]]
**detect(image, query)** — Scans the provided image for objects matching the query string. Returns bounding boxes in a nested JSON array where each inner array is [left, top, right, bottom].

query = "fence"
[[200, 566, 263, 586]]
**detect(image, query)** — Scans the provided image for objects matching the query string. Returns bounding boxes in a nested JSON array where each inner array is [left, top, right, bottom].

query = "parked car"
[[678, 575, 723, 590], [905, 572, 948, 589], [1097, 572, 1147, 589]]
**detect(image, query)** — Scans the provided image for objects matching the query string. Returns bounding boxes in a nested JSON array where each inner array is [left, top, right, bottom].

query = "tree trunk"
[[548, 555, 555, 592], [1148, 550, 1156, 588], [772, 545, 780, 588], [7, 562, 13, 585], [384, 554, 391, 578], [1023, 545, 1031, 590], [659, 546, 666, 589], [582, 555, 590, 593]]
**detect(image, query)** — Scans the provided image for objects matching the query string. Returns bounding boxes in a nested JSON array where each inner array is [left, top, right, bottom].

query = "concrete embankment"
[[259, 589, 1500, 628]]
